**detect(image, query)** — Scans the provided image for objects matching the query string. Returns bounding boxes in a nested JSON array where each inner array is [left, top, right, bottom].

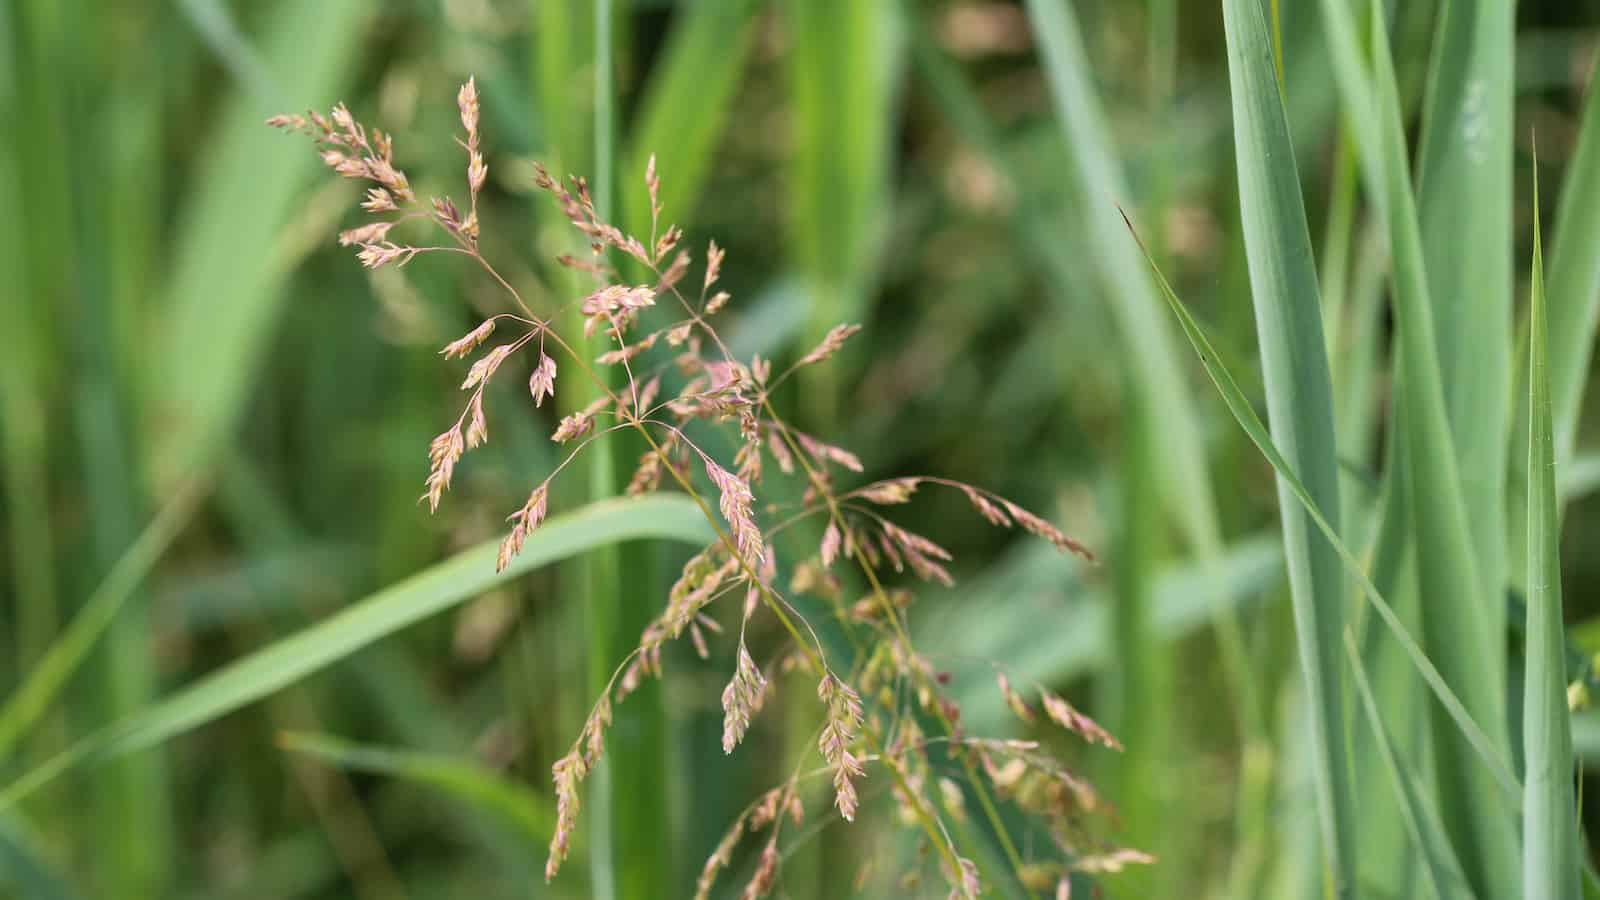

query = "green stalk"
[[1521, 162, 1580, 900], [1103, 367, 1171, 899], [586, 0, 621, 891], [0, 0, 58, 698], [1218, 0, 1354, 893], [529, 2, 659, 894]]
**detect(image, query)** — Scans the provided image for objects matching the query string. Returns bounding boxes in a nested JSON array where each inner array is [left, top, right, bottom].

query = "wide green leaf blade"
[[1366, 9, 1520, 894], [0, 495, 714, 808], [1219, 0, 1354, 891], [1414, 0, 1514, 680], [1522, 160, 1581, 900]]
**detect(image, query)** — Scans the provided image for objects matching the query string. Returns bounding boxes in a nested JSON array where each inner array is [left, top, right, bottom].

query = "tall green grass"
[[1522, 160, 1580, 900], [2, 3, 1597, 898], [1218, 0, 1355, 893]]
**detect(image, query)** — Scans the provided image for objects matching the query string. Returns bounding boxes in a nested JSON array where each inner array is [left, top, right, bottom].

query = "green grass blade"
[[1219, 0, 1354, 891], [1367, 10, 1520, 893], [153, 0, 369, 486], [1101, 366, 1172, 898], [278, 731, 551, 845], [1022, 0, 1262, 783], [0, 14, 58, 684], [1345, 630, 1476, 900], [586, 5, 625, 897], [1511, 58, 1600, 589], [0, 480, 204, 760], [784, 0, 899, 410], [1122, 213, 1520, 803], [1021, 0, 1224, 567], [0, 495, 713, 809], [530, 2, 647, 895], [1314, 0, 1384, 213], [175, 0, 274, 98], [1545, 59, 1600, 463], [1414, 0, 1514, 687], [621, 0, 763, 240], [1349, 434, 1430, 897], [1522, 159, 1581, 900]]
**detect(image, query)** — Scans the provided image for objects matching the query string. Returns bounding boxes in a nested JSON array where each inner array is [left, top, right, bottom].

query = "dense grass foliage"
[[3, 2, 1600, 898]]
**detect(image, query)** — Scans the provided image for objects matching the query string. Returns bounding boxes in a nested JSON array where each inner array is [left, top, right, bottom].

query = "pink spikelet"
[[817, 674, 865, 821]]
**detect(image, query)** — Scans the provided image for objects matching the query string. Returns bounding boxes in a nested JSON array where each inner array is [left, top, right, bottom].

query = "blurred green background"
[[3, 0, 1600, 898]]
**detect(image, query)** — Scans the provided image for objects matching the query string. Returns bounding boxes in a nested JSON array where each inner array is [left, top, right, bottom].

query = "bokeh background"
[[3, 1, 1600, 898]]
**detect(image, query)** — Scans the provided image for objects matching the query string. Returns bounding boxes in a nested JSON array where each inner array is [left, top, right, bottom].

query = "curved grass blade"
[[0, 495, 714, 809], [1219, 0, 1354, 890], [1522, 157, 1581, 900], [1122, 211, 1519, 802], [1344, 630, 1476, 900], [0, 479, 205, 760]]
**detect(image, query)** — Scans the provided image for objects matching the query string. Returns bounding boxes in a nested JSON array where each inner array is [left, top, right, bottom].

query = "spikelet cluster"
[[273, 77, 1133, 897], [818, 673, 866, 822]]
